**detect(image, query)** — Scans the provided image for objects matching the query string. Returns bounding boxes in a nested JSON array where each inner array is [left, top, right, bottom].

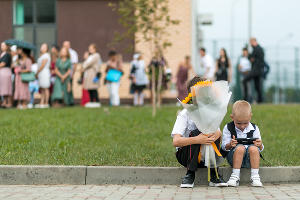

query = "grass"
[[0, 105, 299, 166]]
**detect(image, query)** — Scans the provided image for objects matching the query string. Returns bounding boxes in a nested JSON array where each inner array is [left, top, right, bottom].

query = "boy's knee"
[[235, 145, 246, 154], [248, 145, 259, 154]]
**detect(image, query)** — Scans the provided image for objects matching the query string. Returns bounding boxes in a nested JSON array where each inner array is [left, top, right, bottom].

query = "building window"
[[36, 0, 55, 23], [13, 0, 56, 56]]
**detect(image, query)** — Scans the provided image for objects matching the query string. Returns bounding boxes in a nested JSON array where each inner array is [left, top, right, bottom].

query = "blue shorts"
[[226, 144, 259, 169]]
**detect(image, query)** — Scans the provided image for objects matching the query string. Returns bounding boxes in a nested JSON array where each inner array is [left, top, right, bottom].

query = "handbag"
[[106, 69, 122, 82], [21, 72, 36, 82]]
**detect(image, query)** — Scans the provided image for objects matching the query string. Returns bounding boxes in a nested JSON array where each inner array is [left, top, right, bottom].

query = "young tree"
[[110, 0, 180, 116]]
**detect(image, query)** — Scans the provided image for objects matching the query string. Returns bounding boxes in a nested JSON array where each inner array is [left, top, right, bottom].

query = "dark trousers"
[[243, 73, 263, 103], [176, 138, 221, 172], [88, 90, 99, 102]]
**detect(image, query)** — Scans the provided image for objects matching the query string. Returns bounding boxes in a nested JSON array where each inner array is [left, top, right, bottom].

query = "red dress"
[[81, 81, 90, 106]]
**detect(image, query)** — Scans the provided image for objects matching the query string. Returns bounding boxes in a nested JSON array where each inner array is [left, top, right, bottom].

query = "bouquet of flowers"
[[180, 80, 232, 180]]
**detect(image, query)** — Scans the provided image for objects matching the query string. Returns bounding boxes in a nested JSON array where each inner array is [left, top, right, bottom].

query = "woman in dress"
[[14, 48, 32, 109], [51, 47, 73, 106], [50, 45, 60, 96], [82, 44, 102, 107], [0, 42, 13, 108], [215, 48, 232, 82], [176, 55, 192, 101], [36, 43, 51, 108]]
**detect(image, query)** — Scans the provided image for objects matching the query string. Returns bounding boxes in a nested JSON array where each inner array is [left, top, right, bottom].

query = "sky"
[[197, 0, 299, 59]]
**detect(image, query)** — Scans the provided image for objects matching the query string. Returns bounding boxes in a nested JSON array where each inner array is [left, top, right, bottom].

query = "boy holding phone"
[[221, 100, 264, 187]]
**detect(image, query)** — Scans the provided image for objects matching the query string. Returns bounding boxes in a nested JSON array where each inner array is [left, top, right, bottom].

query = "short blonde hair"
[[232, 100, 252, 116]]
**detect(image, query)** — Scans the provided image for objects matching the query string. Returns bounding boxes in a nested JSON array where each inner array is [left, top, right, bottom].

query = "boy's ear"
[[230, 114, 234, 120]]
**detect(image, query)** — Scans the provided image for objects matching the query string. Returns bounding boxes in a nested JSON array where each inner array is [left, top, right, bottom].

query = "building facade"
[[0, 0, 195, 100]]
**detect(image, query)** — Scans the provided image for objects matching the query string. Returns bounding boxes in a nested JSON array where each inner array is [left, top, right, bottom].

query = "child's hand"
[[207, 130, 221, 141], [253, 139, 262, 149], [230, 135, 238, 148], [195, 134, 214, 145]]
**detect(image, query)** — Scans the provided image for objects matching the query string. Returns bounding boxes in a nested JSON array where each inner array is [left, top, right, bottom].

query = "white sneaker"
[[227, 173, 240, 187], [35, 104, 41, 108], [91, 102, 101, 108], [85, 102, 101, 108], [251, 175, 263, 187], [27, 104, 33, 109], [84, 102, 93, 108]]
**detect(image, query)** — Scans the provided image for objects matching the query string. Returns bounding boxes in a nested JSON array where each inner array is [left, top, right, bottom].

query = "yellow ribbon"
[[198, 142, 222, 181]]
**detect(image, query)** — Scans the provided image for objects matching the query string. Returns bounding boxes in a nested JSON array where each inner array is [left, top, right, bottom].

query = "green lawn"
[[0, 105, 299, 166]]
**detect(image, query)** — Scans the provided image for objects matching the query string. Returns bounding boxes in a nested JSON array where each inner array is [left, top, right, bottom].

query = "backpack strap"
[[189, 129, 201, 137], [246, 123, 256, 138], [227, 121, 237, 139]]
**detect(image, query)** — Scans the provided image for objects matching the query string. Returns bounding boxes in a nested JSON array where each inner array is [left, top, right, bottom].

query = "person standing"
[[129, 53, 140, 96], [10, 45, 19, 107], [50, 45, 60, 96], [243, 38, 265, 103], [62, 41, 78, 78], [176, 55, 192, 101], [62, 41, 77, 105], [130, 54, 149, 106], [0, 42, 13, 108], [239, 48, 252, 101], [215, 48, 232, 82], [105, 51, 123, 106], [82, 44, 102, 107], [36, 43, 51, 108], [51, 47, 73, 106], [14, 48, 32, 109], [199, 48, 215, 80]]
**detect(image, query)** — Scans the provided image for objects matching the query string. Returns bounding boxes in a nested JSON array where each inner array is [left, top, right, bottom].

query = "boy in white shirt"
[[222, 100, 264, 187], [171, 76, 227, 188], [199, 48, 215, 80]]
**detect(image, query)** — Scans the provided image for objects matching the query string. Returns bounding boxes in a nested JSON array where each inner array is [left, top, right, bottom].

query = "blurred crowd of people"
[[194, 37, 267, 104], [0, 40, 174, 109], [0, 37, 267, 109]]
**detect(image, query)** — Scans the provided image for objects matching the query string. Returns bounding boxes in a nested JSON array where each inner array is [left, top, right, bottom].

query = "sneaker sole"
[[227, 182, 239, 187], [251, 183, 263, 187], [180, 183, 194, 188], [209, 182, 228, 187]]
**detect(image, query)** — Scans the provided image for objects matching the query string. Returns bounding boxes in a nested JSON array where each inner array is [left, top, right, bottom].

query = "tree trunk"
[[157, 64, 163, 107], [151, 65, 156, 117]]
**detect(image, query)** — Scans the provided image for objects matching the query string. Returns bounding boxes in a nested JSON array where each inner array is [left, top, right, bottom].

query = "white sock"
[[232, 168, 240, 178], [133, 93, 138, 105], [251, 168, 259, 177], [139, 93, 144, 105]]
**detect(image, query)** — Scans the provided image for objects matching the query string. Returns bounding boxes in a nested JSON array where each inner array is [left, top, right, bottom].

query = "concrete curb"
[[0, 166, 86, 185], [0, 166, 299, 185]]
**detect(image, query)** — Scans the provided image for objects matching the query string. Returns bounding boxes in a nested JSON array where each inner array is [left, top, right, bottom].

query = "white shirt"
[[239, 57, 251, 72], [200, 54, 215, 79], [221, 123, 264, 152], [37, 53, 51, 76], [69, 48, 78, 64], [171, 109, 197, 138], [171, 109, 198, 151], [133, 60, 149, 86]]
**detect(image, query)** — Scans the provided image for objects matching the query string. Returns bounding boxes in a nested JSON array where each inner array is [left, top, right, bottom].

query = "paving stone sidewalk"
[[0, 184, 299, 200]]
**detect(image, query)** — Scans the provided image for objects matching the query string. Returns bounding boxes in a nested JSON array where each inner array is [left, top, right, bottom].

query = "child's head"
[[187, 76, 207, 93], [230, 100, 252, 131], [108, 50, 117, 61]]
